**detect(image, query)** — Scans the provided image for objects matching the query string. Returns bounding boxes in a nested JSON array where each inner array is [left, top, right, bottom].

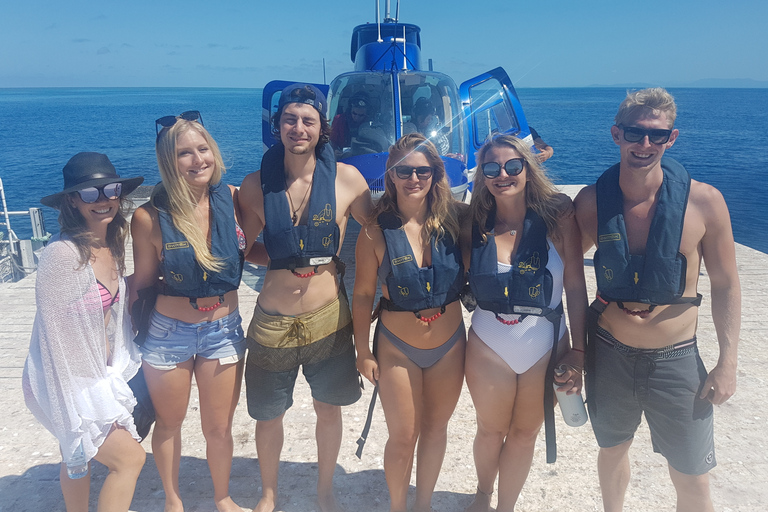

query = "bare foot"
[[163, 499, 184, 512], [216, 495, 245, 512], [317, 490, 344, 512], [252, 495, 277, 512], [465, 488, 492, 512]]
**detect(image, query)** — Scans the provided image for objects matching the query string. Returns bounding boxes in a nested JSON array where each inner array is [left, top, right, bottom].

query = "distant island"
[[587, 78, 768, 89]]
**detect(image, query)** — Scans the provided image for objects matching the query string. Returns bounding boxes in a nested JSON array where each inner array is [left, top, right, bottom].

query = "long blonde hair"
[[370, 133, 460, 242], [470, 134, 564, 240], [154, 119, 226, 272]]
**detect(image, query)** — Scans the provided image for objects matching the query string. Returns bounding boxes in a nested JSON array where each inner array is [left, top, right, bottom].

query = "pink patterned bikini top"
[[96, 279, 120, 312]]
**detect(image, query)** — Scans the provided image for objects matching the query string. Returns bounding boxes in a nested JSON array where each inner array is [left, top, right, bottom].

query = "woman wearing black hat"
[[131, 112, 245, 512], [23, 152, 146, 512]]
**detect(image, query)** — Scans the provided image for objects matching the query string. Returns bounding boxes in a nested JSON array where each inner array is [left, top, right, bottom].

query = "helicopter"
[[261, 1, 535, 199]]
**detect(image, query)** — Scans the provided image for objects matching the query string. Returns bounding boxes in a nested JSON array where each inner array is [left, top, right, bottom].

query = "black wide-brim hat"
[[41, 152, 144, 209]]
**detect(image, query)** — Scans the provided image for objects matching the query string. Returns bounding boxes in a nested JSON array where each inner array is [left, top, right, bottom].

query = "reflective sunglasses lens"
[[649, 130, 672, 144], [414, 166, 433, 179], [78, 187, 100, 203], [481, 162, 502, 178], [622, 126, 644, 143], [504, 159, 525, 176], [103, 183, 122, 199], [155, 115, 177, 128], [393, 166, 412, 179], [179, 110, 201, 122]]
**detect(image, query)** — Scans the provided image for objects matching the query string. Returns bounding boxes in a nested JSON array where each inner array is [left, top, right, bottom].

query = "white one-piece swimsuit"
[[470, 240, 566, 374]]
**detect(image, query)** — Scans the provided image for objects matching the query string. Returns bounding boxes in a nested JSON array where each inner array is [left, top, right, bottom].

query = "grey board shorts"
[[586, 326, 716, 475]]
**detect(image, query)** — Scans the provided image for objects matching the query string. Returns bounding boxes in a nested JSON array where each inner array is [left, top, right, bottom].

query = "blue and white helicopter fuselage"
[[262, 15, 534, 199]]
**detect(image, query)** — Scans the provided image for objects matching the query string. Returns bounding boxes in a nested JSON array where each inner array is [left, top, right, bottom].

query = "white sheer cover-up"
[[22, 235, 142, 466]]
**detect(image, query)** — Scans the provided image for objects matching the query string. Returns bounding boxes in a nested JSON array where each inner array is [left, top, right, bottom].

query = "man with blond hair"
[[575, 88, 740, 512]]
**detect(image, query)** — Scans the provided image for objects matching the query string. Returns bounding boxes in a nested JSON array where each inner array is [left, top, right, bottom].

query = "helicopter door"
[[261, 80, 330, 151], [459, 67, 532, 170]]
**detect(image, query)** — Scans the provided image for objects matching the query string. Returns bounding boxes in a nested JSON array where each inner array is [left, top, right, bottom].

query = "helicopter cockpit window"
[[468, 77, 520, 146], [399, 73, 463, 159], [327, 73, 395, 159]]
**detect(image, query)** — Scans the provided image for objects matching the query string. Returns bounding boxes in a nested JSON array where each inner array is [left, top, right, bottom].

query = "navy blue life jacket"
[[378, 211, 464, 313], [468, 208, 556, 316], [261, 142, 341, 272], [157, 182, 244, 299], [594, 157, 700, 307]]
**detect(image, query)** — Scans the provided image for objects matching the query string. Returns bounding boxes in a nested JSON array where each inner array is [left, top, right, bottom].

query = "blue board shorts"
[[140, 308, 245, 370], [586, 327, 716, 475], [244, 294, 361, 421]]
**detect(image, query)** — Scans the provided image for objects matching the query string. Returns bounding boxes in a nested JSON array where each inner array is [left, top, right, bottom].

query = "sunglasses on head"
[[76, 183, 122, 203], [155, 110, 204, 135], [392, 165, 434, 180], [618, 124, 673, 145], [481, 158, 525, 179]]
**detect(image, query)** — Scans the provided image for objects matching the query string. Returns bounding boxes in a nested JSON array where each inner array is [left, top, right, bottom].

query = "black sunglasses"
[[392, 166, 434, 180], [618, 124, 673, 145], [155, 110, 204, 135], [76, 183, 122, 203], [481, 158, 525, 179]]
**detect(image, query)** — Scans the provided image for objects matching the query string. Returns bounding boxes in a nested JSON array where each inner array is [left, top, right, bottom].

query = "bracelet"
[[571, 347, 585, 354]]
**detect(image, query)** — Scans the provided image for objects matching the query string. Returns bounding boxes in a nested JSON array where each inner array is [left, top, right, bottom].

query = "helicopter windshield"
[[398, 71, 464, 161], [327, 72, 396, 160]]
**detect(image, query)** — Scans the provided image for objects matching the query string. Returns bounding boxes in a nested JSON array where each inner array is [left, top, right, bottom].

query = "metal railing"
[[0, 177, 50, 282]]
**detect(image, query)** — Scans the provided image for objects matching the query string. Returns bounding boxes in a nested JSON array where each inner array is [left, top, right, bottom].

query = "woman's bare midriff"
[[154, 289, 239, 324], [379, 300, 464, 350]]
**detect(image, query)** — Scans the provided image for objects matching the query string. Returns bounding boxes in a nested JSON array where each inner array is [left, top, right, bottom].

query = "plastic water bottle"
[[66, 440, 89, 480], [553, 365, 588, 427]]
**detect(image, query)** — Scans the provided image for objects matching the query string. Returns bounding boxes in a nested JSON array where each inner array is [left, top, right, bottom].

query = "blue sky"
[[2, 0, 766, 88]]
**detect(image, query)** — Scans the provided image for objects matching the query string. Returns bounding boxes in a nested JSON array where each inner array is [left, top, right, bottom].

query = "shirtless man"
[[237, 83, 373, 512], [574, 88, 740, 512]]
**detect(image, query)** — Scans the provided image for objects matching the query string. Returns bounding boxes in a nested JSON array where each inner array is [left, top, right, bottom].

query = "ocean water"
[[1, 87, 766, 253]]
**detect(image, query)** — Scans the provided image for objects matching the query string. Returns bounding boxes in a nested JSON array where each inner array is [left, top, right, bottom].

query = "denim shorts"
[[140, 308, 245, 370]]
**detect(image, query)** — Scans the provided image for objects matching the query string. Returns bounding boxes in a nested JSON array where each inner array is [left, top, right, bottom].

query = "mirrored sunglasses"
[[77, 183, 122, 203], [155, 110, 204, 135], [618, 124, 673, 145], [392, 166, 434, 180], [481, 158, 525, 179]]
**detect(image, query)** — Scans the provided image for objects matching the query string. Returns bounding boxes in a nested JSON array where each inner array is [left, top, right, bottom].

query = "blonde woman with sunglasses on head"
[[24, 152, 146, 512], [353, 133, 467, 512], [461, 135, 587, 512], [130, 112, 246, 512]]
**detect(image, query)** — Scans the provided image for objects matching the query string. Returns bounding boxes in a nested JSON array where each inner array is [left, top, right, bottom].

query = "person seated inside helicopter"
[[331, 94, 373, 155], [332, 93, 392, 159], [403, 97, 451, 156]]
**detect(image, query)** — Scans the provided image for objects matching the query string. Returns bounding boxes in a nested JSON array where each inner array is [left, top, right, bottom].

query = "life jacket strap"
[[379, 296, 458, 316], [356, 320, 381, 459], [600, 292, 703, 313], [543, 301, 564, 464], [189, 295, 225, 312]]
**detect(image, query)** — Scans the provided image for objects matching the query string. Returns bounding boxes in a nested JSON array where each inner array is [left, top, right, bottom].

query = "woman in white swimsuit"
[[354, 133, 466, 512], [462, 135, 587, 512]]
